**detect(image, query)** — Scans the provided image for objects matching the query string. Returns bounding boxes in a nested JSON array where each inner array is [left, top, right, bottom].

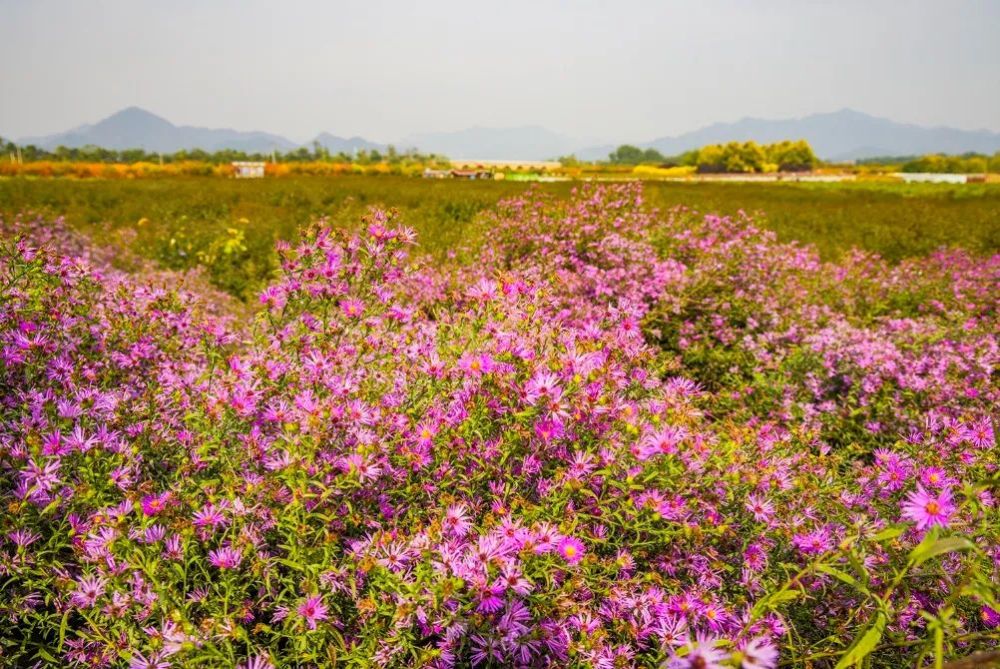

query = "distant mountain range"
[[20, 107, 299, 154], [401, 126, 579, 161], [11, 107, 1000, 161], [636, 109, 1000, 162], [311, 132, 385, 155]]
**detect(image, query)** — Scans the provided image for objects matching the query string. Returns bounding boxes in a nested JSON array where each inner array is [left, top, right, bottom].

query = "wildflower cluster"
[[1, 184, 997, 668]]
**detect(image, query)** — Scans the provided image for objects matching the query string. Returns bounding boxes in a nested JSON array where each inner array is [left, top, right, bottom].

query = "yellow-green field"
[[2, 175, 998, 300]]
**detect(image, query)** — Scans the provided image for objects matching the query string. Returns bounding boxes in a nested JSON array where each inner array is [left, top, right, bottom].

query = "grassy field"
[[2, 176, 998, 300], [644, 180, 1000, 261]]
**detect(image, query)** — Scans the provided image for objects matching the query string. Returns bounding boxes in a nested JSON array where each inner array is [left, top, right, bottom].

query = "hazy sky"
[[2, 0, 999, 143]]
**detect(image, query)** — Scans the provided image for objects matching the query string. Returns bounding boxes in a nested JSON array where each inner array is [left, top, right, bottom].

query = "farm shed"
[[450, 169, 494, 179]]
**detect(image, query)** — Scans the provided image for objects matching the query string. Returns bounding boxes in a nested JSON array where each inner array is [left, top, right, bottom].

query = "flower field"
[[1, 184, 998, 668]]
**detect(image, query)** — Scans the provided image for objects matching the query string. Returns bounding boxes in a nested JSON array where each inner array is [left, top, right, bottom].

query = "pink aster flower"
[[745, 494, 774, 523], [557, 536, 585, 565], [667, 634, 729, 669], [237, 655, 276, 669], [901, 485, 954, 530], [740, 636, 779, 669], [443, 503, 472, 538], [128, 651, 171, 669], [70, 574, 106, 608], [919, 467, 952, 489], [457, 352, 494, 378], [208, 546, 242, 569], [298, 595, 329, 630], [8, 529, 41, 548], [964, 417, 994, 449], [340, 298, 364, 319], [475, 581, 505, 614], [792, 527, 833, 556]]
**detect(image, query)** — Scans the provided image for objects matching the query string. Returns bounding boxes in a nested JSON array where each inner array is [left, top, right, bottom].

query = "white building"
[[232, 161, 266, 178], [895, 172, 968, 184]]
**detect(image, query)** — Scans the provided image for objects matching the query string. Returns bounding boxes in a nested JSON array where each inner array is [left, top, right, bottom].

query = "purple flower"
[[982, 606, 1000, 628]]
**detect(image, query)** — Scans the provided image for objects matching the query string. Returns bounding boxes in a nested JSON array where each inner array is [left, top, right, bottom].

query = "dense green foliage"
[[606, 140, 817, 172], [691, 140, 818, 173], [607, 145, 669, 165], [1, 176, 998, 302]]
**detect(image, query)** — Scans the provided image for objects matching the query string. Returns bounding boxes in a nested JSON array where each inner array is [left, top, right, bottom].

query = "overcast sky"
[[2, 0, 999, 143]]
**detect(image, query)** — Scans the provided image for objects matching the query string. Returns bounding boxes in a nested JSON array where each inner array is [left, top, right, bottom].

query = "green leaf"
[[57, 611, 69, 651], [908, 536, 976, 566], [871, 525, 905, 542], [36, 647, 59, 662], [816, 564, 869, 595], [751, 587, 801, 618], [41, 498, 61, 516], [276, 557, 304, 571], [835, 611, 887, 668]]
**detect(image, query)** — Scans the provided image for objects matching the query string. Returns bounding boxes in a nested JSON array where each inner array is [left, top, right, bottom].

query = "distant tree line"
[[900, 152, 1000, 174], [606, 140, 818, 173], [0, 137, 446, 166], [606, 145, 669, 165]]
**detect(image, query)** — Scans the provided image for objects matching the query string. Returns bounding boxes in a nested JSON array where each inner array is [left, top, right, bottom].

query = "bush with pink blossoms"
[[1, 185, 998, 668]]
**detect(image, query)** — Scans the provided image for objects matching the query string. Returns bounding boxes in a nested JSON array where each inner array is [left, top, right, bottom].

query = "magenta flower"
[[141, 492, 170, 516], [557, 536, 585, 565], [298, 595, 329, 630], [901, 485, 955, 530], [792, 528, 833, 556]]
